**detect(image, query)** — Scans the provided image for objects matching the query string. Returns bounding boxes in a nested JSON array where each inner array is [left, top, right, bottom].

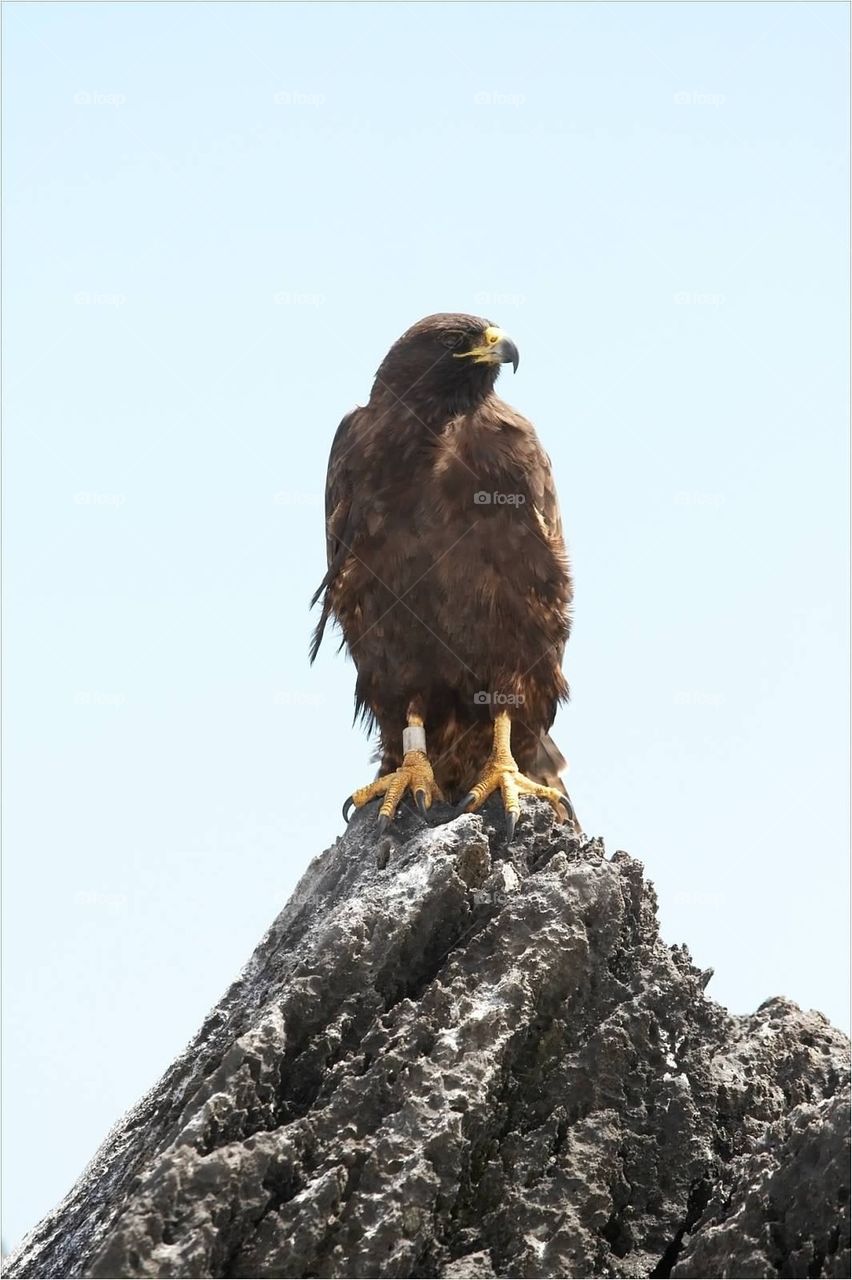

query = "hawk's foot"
[[343, 750, 442, 831], [459, 711, 572, 842]]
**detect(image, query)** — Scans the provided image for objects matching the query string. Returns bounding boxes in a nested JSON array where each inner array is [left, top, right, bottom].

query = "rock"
[[5, 801, 849, 1279], [672, 1086, 851, 1279]]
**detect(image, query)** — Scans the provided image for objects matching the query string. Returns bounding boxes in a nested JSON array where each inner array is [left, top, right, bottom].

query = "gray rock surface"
[[6, 800, 849, 1279]]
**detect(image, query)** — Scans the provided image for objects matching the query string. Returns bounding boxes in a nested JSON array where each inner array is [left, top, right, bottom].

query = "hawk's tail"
[[532, 731, 582, 834]]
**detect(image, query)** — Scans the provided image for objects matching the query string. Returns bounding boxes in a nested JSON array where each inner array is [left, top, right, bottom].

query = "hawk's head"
[[372, 313, 519, 412]]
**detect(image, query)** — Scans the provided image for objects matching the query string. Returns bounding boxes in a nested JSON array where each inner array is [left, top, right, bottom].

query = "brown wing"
[[309, 409, 359, 662], [527, 441, 567, 568], [517, 430, 577, 822]]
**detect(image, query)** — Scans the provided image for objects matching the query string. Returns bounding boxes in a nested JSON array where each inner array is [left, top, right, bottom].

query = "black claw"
[[557, 795, 577, 824], [342, 796, 355, 823], [454, 792, 476, 817], [505, 810, 519, 844], [376, 812, 390, 834], [415, 790, 428, 819]]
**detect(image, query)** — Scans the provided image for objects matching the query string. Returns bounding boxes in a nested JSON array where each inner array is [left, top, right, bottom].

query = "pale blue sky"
[[3, 0, 848, 1254]]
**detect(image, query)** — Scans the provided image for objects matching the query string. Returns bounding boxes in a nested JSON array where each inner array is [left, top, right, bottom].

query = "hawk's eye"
[[440, 331, 465, 350]]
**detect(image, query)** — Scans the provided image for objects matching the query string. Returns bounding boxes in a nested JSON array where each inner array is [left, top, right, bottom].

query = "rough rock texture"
[[6, 801, 850, 1279]]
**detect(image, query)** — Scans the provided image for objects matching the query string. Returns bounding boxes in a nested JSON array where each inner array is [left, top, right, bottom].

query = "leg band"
[[402, 724, 427, 754]]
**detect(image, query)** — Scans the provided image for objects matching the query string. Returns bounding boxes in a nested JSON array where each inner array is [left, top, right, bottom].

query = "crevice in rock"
[[649, 1178, 712, 1278]]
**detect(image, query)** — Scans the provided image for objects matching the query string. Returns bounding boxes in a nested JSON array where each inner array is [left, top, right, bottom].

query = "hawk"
[[311, 313, 578, 841]]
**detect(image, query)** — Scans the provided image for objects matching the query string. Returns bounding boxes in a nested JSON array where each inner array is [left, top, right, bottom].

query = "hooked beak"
[[492, 334, 520, 373]]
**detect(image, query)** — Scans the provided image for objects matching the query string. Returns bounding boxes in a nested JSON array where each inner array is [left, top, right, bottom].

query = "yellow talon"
[[463, 711, 568, 839], [345, 710, 443, 829], [351, 750, 441, 819]]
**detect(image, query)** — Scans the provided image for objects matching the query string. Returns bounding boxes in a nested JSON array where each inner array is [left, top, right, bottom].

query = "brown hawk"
[[311, 313, 578, 841]]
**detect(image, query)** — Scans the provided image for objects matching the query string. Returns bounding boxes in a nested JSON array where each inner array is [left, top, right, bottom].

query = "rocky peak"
[[5, 802, 849, 1278]]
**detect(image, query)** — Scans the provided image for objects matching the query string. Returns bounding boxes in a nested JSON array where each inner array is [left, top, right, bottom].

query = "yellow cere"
[[453, 325, 507, 363]]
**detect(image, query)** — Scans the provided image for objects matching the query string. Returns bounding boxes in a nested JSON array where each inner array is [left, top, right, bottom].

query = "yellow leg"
[[462, 711, 570, 841], [343, 711, 443, 832]]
